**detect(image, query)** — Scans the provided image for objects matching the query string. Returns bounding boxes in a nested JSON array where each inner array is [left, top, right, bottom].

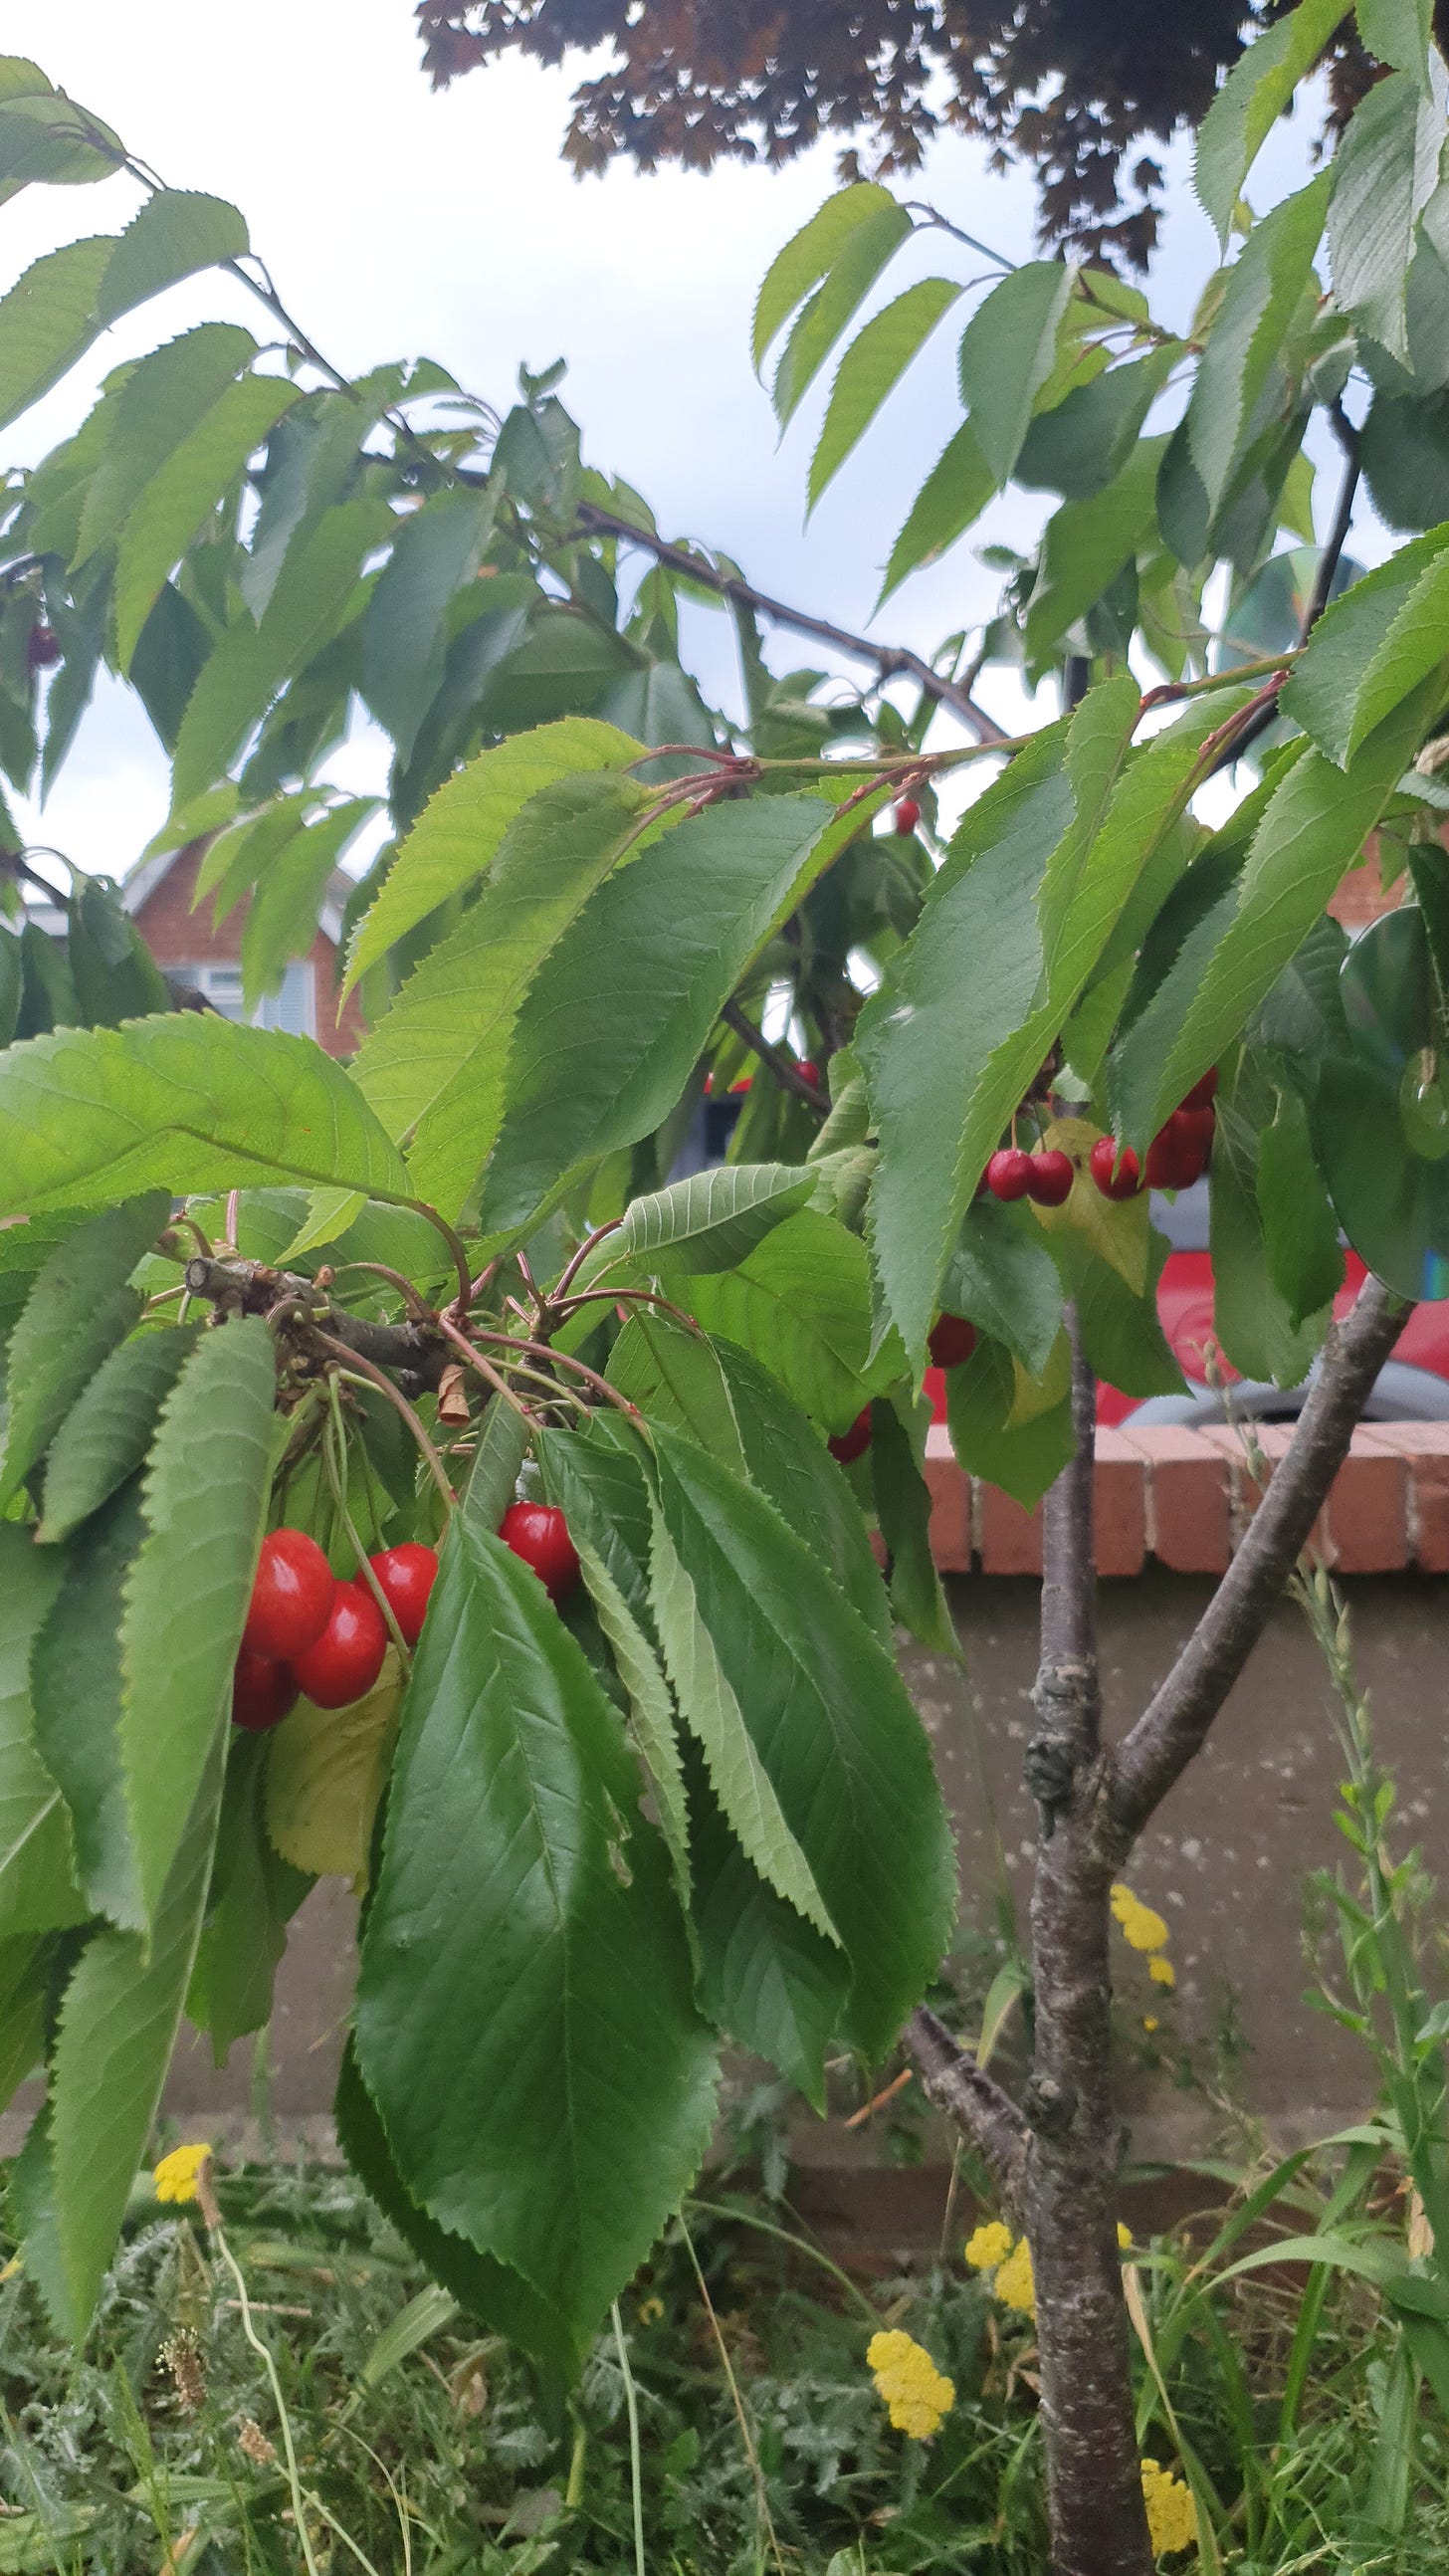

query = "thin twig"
[[1205, 418, 1360, 779], [721, 998, 829, 1112], [571, 501, 1011, 747], [844, 2067, 915, 2129]]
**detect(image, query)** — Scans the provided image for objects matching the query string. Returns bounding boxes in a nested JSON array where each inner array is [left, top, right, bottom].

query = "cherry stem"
[[433, 1314, 538, 1424], [222, 1188, 241, 1255], [466, 1322, 642, 1419], [553, 1218, 624, 1300], [173, 1212, 215, 1260], [494, 1356, 596, 1415], [406, 1198, 474, 1317], [322, 1385, 412, 1672], [312, 1332, 456, 1511], [327, 1259, 434, 1321], [552, 1283, 703, 1334]]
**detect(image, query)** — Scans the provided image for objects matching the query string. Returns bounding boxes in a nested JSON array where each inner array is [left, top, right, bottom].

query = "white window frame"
[[174, 960, 315, 1037]]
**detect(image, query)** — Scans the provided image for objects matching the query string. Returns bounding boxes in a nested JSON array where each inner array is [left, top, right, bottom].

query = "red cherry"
[[827, 1405, 874, 1464], [894, 796, 922, 835], [1089, 1137, 1142, 1200], [1146, 1108, 1214, 1191], [1144, 1125, 1187, 1190], [500, 1500, 580, 1601], [243, 1528, 336, 1661], [796, 1059, 821, 1086], [1180, 1068, 1218, 1111], [1026, 1148, 1075, 1207], [367, 1542, 439, 1646], [293, 1580, 388, 1708], [1174, 1104, 1216, 1163], [727, 1075, 752, 1095], [985, 1148, 1034, 1201], [25, 623, 60, 671], [231, 1647, 298, 1734], [928, 1314, 978, 1370]]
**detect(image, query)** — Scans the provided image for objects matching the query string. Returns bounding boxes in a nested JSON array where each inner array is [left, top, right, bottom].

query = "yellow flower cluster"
[[866, 2329, 955, 2440], [1112, 1883, 1177, 2033], [964, 2221, 1035, 2319], [1140, 2458, 1197, 2556], [152, 2143, 213, 2206], [963, 2220, 1013, 2270], [994, 2241, 1035, 2315], [1111, 1884, 1168, 1952]]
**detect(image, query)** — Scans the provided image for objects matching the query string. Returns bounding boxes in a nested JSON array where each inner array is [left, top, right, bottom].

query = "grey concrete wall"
[[13, 1575, 1443, 2215]]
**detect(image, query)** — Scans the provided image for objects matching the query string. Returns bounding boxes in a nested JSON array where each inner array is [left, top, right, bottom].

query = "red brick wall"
[[923, 1422, 1449, 1576], [130, 840, 365, 1057]]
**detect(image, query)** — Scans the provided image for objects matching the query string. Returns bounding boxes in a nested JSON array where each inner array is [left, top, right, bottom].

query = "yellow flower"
[[1148, 1955, 1175, 1989], [964, 2220, 1014, 2271], [1142, 2015, 1159, 2033], [637, 2296, 664, 2325], [1140, 2458, 1197, 2556], [1117, 2222, 1134, 2250], [993, 2239, 1036, 2319], [866, 2328, 955, 2440], [152, 2143, 213, 2205], [1111, 1884, 1168, 1953]]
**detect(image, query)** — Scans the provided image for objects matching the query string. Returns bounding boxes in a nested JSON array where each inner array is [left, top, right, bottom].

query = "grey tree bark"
[[908, 1274, 1409, 2575]]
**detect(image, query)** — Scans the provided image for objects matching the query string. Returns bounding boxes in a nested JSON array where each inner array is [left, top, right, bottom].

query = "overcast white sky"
[[6, 0, 1349, 875]]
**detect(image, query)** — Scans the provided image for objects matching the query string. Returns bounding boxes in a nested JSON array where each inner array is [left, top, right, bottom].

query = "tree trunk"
[[907, 1274, 1411, 2572], [1020, 1318, 1155, 2576]]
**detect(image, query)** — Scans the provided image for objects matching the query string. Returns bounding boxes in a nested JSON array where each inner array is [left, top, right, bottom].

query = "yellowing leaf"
[[1029, 1115, 1149, 1293], [265, 1651, 403, 1878], [1009, 1327, 1071, 1426]]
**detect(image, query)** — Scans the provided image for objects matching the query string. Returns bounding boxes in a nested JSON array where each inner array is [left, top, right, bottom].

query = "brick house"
[[122, 839, 365, 1057]]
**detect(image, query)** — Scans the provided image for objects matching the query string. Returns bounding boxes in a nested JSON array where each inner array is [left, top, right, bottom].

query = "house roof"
[[120, 840, 351, 950]]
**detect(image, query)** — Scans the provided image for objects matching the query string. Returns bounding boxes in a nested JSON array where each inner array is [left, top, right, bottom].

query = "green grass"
[[2, 2141, 1449, 2575]]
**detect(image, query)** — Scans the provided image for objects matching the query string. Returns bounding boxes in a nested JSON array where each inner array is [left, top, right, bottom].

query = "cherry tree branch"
[[720, 998, 830, 1111], [571, 502, 1012, 747], [182, 1255, 451, 1393], [1034, 1311, 1100, 1769], [905, 2006, 1028, 2211], [1108, 1272, 1409, 1846], [1205, 412, 1361, 778]]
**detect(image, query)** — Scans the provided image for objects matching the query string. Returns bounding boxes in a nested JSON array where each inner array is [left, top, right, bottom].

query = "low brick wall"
[[924, 1421, 1449, 1578]]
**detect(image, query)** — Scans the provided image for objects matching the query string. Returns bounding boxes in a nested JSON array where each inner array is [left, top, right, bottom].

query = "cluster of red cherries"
[[825, 1073, 1218, 1470], [826, 1310, 978, 1464], [983, 1070, 1218, 1209], [231, 1501, 581, 1731]]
